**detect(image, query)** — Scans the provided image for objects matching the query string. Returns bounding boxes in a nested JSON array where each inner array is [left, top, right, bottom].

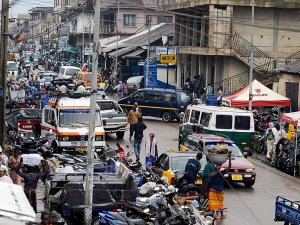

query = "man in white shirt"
[[75, 82, 86, 93], [0, 147, 8, 167], [145, 132, 158, 168], [59, 84, 67, 93]]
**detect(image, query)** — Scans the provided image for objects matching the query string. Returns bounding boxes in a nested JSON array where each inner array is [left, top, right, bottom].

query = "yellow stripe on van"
[[119, 104, 177, 111]]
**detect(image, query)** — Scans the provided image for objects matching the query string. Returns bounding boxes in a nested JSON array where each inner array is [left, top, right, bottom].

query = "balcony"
[[101, 24, 115, 34]]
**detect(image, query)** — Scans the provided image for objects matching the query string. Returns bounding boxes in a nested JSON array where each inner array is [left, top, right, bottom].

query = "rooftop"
[[28, 7, 54, 13], [188, 104, 252, 113], [279, 60, 300, 74]]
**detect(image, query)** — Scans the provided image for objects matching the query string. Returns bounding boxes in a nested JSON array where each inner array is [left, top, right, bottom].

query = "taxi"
[[152, 149, 202, 185], [179, 133, 256, 187], [73, 71, 105, 89]]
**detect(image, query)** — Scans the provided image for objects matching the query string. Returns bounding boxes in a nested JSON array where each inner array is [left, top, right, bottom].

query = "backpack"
[[267, 132, 275, 140]]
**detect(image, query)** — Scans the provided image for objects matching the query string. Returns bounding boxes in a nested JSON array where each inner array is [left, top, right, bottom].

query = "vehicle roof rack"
[[47, 92, 91, 107]]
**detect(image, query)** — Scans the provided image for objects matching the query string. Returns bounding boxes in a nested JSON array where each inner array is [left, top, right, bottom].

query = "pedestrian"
[[14, 163, 48, 213], [265, 122, 277, 165], [132, 116, 147, 162], [58, 83, 67, 93], [207, 165, 227, 212], [128, 102, 142, 141], [0, 165, 13, 184], [0, 146, 8, 167], [8, 151, 22, 185], [217, 87, 223, 106], [194, 75, 201, 98], [39, 211, 51, 225], [204, 83, 213, 95], [75, 81, 86, 93], [117, 81, 123, 99], [123, 81, 128, 97], [33, 121, 42, 140], [183, 152, 202, 184], [145, 132, 158, 168], [201, 158, 216, 199]]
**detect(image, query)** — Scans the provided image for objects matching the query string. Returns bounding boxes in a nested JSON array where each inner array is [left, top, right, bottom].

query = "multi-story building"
[[28, 7, 55, 47], [158, 0, 300, 93]]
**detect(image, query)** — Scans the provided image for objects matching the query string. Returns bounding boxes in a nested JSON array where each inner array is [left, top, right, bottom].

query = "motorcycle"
[[254, 132, 266, 154]]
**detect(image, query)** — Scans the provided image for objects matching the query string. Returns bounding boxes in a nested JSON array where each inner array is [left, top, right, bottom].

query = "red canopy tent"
[[222, 80, 291, 107]]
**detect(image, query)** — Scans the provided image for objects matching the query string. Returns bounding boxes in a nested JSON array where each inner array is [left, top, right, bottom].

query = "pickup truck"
[[97, 98, 128, 139]]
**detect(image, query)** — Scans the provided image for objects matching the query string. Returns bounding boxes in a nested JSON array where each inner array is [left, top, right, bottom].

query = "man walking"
[[145, 132, 158, 168], [132, 117, 147, 162], [128, 102, 142, 141], [265, 122, 277, 165]]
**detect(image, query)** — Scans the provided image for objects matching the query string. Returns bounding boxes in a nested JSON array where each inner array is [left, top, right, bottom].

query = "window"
[[179, 91, 191, 103], [183, 109, 191, 123], [123, 14, 136, 26], [164, 93, 176, 102], [235, 116, 251, 130], [190, 110, 200, 124], [44, 109, 55, 125], [216, 115, 232, 129], [200, 112, 211, 127], [157, 16, 173, 24], [148, 91, 163, 101], [145, 15, 152, 25], [133, 91, 146, 100]]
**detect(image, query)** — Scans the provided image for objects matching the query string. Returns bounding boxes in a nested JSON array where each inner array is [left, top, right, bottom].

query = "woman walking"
[[8, 151, 22, 185]]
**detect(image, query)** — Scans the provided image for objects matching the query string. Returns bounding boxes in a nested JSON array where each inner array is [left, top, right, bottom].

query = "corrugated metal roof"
[[123, 49, 145, 58], [103, 23, 174, 52], [279, 60, 300, 74]]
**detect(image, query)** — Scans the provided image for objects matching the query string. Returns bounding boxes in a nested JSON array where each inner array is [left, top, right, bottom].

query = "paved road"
[[106, 118, 300, 225]]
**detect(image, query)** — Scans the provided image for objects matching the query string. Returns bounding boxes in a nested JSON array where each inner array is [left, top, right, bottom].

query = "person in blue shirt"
[[183, 152, 203, 184]]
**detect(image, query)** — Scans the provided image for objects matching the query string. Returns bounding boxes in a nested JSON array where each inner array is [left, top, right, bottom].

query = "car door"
[[145, 90, 164, 117], [131, 90, 149, 116]]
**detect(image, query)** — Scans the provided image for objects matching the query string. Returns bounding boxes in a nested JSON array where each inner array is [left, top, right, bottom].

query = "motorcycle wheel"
[[255, 144, 264, 154]]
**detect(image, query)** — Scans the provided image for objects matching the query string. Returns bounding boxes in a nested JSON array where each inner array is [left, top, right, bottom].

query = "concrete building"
[[158, 0, 300, 93], [28, 7, 55, 46]]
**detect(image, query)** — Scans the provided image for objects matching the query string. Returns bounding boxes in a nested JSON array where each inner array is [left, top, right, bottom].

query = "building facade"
[[158, 0, 300, 93]]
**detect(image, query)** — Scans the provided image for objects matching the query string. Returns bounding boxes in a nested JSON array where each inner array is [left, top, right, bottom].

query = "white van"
[[7, 61, 18, 79], [41, 93, 105, 153], [180, 104, 255, 152], [58, 66, 81, 79]]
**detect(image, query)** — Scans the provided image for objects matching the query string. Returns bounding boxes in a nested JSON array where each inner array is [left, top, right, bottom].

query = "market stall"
[[281, 112, 300, 177], [222, 80, 291, 107]]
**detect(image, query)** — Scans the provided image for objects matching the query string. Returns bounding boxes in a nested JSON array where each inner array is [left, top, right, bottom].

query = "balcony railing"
[[101, 24, 115, 34]]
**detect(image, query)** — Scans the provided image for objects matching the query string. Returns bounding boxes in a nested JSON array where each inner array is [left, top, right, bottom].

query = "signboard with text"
[[144, 57, 158, 88], [160, 54, 177, 64]]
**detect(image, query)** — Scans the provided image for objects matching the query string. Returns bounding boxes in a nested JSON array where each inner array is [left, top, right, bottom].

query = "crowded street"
[[106, 118, 300, 225], [2, 0, 300, 225]]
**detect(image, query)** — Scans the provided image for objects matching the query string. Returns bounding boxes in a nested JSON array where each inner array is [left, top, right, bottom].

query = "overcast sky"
[[9, 0, 53, 17]]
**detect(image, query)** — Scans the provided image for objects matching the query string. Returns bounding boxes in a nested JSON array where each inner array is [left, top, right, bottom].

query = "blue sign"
[[144, 57, 158, 88]]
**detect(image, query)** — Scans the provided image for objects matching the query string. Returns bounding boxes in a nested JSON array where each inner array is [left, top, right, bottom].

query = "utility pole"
[[248, 0, 254, 111], [145, 18, 151, 88], [0, 0, 9, 148], [47, 21, 50, 52], [84, 0, 100, 224], [82, 19, 85, 65], [115, 0, 120, 79]]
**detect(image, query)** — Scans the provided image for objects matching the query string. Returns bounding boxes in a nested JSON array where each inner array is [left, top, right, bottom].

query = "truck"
[[96, 97, 128, 139], [41, 93, 105, 153], [275, 196, 300, 225]]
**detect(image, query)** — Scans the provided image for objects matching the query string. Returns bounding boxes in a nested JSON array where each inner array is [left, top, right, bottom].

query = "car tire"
[[116, 131, 125, 139], [162, 111, 172, 122], [244, 181, 255, 187]]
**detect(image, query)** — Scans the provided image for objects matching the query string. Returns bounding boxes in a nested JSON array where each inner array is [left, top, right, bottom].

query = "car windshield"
[[59, 109, 101, 127], [179, 91, 191, 103], [42, 74, 55, 81], [172, 156, 195, 171], [66, 68, 81, 76], [7, 63, 17, 71], [205, 142, 243, 157]]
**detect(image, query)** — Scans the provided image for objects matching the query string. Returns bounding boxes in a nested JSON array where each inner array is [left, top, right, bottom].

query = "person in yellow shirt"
[[128, 102, 142, 141]]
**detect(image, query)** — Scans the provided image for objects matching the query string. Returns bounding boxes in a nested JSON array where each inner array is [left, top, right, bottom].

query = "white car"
[[58, 66, 81, 79]]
